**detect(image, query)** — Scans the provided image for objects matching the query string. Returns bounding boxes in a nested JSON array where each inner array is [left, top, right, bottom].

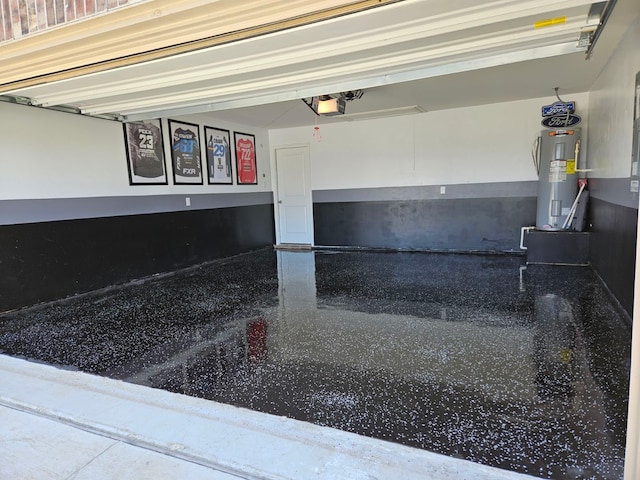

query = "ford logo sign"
[[542, 101, 576, 116], [542, 114, 582, 128]]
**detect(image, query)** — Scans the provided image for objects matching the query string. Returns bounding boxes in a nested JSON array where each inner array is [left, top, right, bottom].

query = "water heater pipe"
[[572, 139, 593, 173], [561, 182, 587, 230], [520, 226, 535, 250]]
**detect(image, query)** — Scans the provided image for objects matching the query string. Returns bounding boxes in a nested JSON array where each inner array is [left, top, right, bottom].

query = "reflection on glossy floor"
[[0, 249, 631, 479]]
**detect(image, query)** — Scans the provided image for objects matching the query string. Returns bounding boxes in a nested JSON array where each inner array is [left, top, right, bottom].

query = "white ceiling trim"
[[27, 2, 591, 107], [124, 42, 582, 121], [81, 26, 586, 116], [341, 106, 428, 121], [4, 0, 602, 120]]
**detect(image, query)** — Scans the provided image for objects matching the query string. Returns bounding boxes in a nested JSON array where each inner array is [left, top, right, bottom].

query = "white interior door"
[[275, 146, 313, 245]]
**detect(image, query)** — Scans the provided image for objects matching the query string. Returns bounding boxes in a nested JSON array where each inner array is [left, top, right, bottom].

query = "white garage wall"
[[588, 15, 640, 180], [0, 102, 271, 201], [0, 102, 125, 200], [270, 93, 589, 192]]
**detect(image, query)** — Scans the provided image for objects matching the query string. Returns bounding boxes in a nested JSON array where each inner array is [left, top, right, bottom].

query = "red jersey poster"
[[234, 132, 257, 185]]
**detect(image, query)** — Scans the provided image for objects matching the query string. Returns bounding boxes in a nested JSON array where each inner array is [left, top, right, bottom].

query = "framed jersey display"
[[168, 119, 203, 185], [234, 132, 257, 185], [123, 120, 168, 185], [204, 126, 233, 185]]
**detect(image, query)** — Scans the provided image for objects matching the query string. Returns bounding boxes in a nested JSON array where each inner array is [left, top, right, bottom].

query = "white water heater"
[[536, 128, 581, 230]]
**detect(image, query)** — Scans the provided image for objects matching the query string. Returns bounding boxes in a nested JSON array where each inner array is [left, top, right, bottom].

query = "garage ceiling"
[[2, 0, 638, 128]]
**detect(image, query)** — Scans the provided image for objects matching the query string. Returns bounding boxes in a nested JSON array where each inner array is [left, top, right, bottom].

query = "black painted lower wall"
[[0, 204, 275, 312], [314, 197, 536, 252], [588, 197, 637, 317]]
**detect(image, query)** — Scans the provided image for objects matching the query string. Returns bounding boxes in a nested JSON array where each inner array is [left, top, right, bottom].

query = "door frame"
[[272, 143, 314, 246]]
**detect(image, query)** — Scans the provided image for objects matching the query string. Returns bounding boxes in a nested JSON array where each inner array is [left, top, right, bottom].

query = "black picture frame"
[[204, 126, 234, 185], [168, 119, 203, 185], [234, 131, 258, 185], [123, 120, 168, 185]]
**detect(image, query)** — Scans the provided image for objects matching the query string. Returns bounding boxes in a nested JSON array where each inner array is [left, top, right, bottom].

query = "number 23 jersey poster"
[[169, 119, 203, 184], [124, 120, 167, 185], [234, 132, 257, 185]]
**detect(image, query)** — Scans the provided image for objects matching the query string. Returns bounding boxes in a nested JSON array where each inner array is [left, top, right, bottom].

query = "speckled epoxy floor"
[[0, 249, 631, 479]]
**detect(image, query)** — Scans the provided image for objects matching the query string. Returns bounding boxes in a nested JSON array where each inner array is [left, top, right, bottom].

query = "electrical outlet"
[[440, 186, 446, 194], [185, 197, 191, 206]]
